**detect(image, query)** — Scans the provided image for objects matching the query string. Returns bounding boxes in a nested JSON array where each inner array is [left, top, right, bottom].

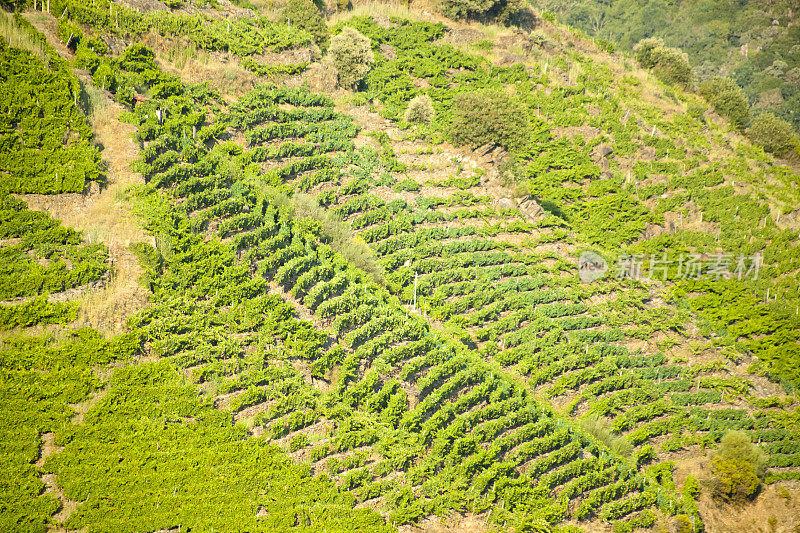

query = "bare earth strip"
[[19, 11, 152, 532], [22, 12, 151, 335]]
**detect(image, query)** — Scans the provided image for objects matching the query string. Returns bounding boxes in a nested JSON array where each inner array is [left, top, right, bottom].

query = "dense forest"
[[1, 0, 799, 531]]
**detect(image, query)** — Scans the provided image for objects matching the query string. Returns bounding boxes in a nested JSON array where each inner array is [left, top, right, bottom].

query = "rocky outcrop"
[[118, 0, 168, 12], [517, 196, 544, 220], [472, 143, 508, 166], [302, 62, 339, 94], [593, 143, 614, 159], [371, 13, 394, 29], [442, 28, 485, 45]]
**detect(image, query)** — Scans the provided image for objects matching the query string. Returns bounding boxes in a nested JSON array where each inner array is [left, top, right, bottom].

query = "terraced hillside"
[[1, 1, 799, 532]]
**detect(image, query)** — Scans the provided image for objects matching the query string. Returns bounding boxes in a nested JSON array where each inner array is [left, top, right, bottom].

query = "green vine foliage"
[[0, 193, 108, 300], [0, 329, 138, 533], [0, 297, 78, 329], [0, 39, 101, 193], [5, 8, 800, 532], [44, 0, 312, 58]]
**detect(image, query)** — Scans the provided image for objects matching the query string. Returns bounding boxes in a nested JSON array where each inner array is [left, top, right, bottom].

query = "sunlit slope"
[[3, 3, 799, 532]]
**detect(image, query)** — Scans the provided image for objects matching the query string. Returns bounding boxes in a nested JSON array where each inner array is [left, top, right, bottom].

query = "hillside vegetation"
[[534, 0, 800, 136], [0, 1, 799, 532]]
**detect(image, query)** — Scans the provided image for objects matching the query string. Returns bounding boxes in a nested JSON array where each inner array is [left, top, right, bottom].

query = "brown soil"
[[398, 514, 493, 533], [20, 13, 151, 335], [697, 483, 800, 533]]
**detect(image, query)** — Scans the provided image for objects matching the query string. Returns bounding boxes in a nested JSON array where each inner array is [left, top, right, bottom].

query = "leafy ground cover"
[[0, 25, 101, 193], [1, 4, 800, 532]]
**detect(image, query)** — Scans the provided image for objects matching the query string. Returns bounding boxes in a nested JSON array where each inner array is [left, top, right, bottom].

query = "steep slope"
[[2, 2, 800, 532], [533, 0, 800, 134]]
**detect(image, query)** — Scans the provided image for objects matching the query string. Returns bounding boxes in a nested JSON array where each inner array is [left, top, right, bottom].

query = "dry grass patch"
[[139, 32, 259, 98], [329, 0, 443, 24], [20, 97, 151, 334], [0, 9, 49, 60]]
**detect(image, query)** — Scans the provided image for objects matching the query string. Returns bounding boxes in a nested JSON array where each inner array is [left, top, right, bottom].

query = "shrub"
[[92, 62, 117, 92], [595, 38, 615, 54], [683, 475, 700, 499], [327, 27, 374, 90], [633, 38, 661, 68], [441, 0, 526, 26], [671, 515, 692, 533], [710, 430, 766, 503], [403, 94, 434, 125], [450, 89, 529, 152], [393, 178, 420, 192], [747, 112, 798, 156], [698, 77, 750, 129], [283, 0, 329, 48], [687, 102, 706, 122], [118, 43, 157, 73], [289, 433, 310, 452], [633, 37, 693, 88]]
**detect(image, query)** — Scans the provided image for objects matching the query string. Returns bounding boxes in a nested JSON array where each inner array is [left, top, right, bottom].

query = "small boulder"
[[594, 143, 613, 158], [474, 143, 497, 159], [496, 198, 516, 210], [494, 54, 526, 67], [517, 196, 545, 219], [490, 146, 508, 164], [380, 44, 397, 60], [372, 13, 394, 28]]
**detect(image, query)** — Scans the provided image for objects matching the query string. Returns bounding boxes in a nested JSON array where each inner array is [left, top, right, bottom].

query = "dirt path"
[[34, 390, 112, 532], [22, 11, 150, 335], [35, 432, 79, 533], [15, 13, 152, 530]]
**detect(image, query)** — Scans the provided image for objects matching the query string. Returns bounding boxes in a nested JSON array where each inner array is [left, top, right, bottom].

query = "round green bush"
[[699, 77, 750, 129], [327, 27, 374, 90], [710, 430, 766, 503], [450, 89, 529, 152], [747, 112, 798, 156], [283, 0, 329, 48], [633, 37, 693, 88], [403, 94, 434, 125]]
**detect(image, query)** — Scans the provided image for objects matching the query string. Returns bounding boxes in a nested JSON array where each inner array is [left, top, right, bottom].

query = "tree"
[[710, 430, 766, 503], [699, 77, 750, 129], [747, 112, 798, 156], [450, 89, 529, 152], [440, 0, 526, 26], [403, 95, 434, 125], [633, 37, 693, 88], [283, 0, 329, 48], [327, 27, 374, 90]]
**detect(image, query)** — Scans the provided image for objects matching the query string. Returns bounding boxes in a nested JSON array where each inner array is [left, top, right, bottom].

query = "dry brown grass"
[[330, 0, 444, 24], [140, 32, 259, 99], [16, 77, 151, 334], [75, 101, 151, 333], [0, 10, 49, 59]]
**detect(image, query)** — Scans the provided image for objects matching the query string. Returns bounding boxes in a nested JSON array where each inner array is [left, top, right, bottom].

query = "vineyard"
[[1, 1, 799, 532], [0, 18, 101, 194], [114, 67, 664, 530], [0, 192, 108, 326]]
